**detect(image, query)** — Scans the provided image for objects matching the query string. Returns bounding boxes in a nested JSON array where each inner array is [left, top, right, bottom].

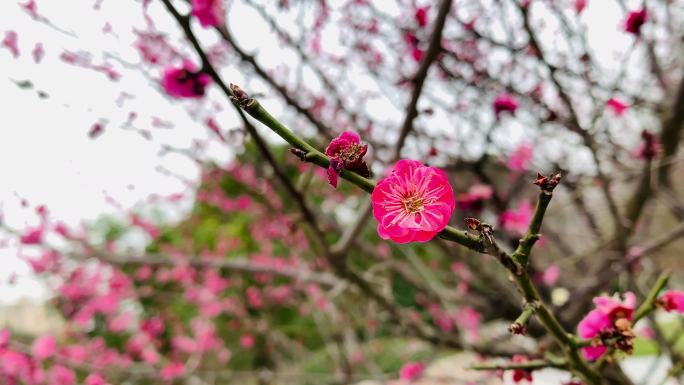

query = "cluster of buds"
[[533, 172, 562, 194]]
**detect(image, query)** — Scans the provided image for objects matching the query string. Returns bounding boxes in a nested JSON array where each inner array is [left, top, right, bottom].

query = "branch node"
[[289, 148, 307, 161], [509, 302, 539, 335], [533, 172, 562, 194]]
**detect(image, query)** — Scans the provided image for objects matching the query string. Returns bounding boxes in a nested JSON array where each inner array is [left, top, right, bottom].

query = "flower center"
[[402, 193, 424, 214], [338, 143, 362, 164]]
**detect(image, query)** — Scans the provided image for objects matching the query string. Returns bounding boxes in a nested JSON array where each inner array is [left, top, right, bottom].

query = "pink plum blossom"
[[161, 60, 211, 99], [606, 98, 629, 116], [455, 184, 493, 211], [161, 361, 185, 381], [108, 311, 134, 333], [26, 250, 59, 274], [371, 160, 455, 243], [32, 42, 44, 63], [85, 373, 108, 385], [414, 6, 429, 28], [191, 0, 225, 28], [575, 0, 587, 14], [20, 227, 43, 245], [404, 32, 423, 62], [399, 361, 425, 382], [32, 335, 56, 360], [542, 265, 560, 286], [240, 334, 255, 348], [0, 329, 9, 349], [2, 31, 19, 58], [577, 292, 636, 360], [635, 130, 660, 160], [511, 355, 533, 382], [624, 8, 647, 35], [493, 93, 518, 118], [324, 131, 370, 188], [500, 200, 533, 235], [49, 365, 75, 385], [506, 143, 533, 171], [659, 290, 684, 313]]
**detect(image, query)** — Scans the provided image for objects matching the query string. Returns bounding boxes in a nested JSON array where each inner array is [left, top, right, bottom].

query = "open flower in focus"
[[324, 130, 369, 188], [577, 292, 636, 360], [371, 160, 455, 243]]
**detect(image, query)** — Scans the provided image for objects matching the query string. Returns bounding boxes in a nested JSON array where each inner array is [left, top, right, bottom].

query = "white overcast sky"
[[0, 0, 635, 304]]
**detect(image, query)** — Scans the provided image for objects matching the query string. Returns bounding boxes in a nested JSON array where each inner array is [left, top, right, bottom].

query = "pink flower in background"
[[108, 311, 134, 332], [371, 160, 455, 243], [635, 130, 660, 160], [454, 306, 481, 342], [324, 131, 370, 188], [500, 200, 533, 235], [240, 334, 255, 348], [511, 355, 533, 382], [85, 373, 108, 385], [493, 93, 518, 118], [0, 328, 9, 348], [2, 31, 19, 58], [131, 214, 161, 239], [575, 0, 587, 14], [542, 265, 560, 286], [191, 0, 225, 28], [404, 32, 423, 62], [624, 8, 647, 35], [20, 227, 43, 245], [414, 6, 429, 27], [578, 292, 636, 360], [606, 98, 628, 116], [455, 184, 493, 211], [26, 250, 59, 273], [246, 286, 262, 309], [32, 42, 44, 63], [161, 60, 211, 99], [399, 361, 425, 382], [506, 143, 533, 171], [161, 362, 185, 381], [49, 365, 75, 385], [134, 31, 179, 65], [636, 326, 655, 340], [659, 290, 684, 313], [89, 122, 105, 139], [31, 335, 57, 360]]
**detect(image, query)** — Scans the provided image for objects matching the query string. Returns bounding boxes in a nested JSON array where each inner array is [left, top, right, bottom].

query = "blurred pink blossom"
[[506, 143, 533, 172], [500, 200, 533, 235], [606, 98, 629, 116], [399, 361, 425, 382], [191, 0, 225, 28]]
